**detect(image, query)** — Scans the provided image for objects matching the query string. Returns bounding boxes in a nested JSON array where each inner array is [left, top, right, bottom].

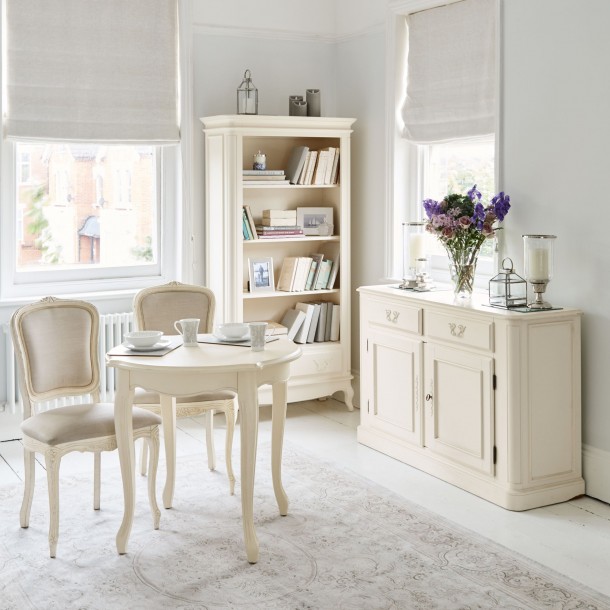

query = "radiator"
[[2, 312, 134, 414]]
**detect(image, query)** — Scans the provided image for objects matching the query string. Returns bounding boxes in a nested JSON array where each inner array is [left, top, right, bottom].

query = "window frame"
[[385, 0, 502, 285]]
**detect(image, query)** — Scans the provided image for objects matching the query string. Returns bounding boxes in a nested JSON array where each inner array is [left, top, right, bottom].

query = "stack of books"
[[280, 301, 340, 344], [256, 209, 303, 238], [242, 169, 289, 186]]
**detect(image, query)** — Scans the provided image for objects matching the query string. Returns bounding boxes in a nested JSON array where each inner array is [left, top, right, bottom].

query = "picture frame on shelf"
[[248, 257, 275, 293], [297, 207, 334, 236]]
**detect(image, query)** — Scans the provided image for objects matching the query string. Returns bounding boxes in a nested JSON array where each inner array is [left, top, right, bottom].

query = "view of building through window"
[[15, 143, 158, 270]]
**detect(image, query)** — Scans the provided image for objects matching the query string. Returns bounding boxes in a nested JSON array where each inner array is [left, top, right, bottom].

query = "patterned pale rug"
[[0, 442, 607, 610]]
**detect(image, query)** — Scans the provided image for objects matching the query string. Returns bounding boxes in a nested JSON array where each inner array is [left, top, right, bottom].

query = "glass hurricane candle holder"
[[400, 222, 433, 290], [523, 234, 556, 309]]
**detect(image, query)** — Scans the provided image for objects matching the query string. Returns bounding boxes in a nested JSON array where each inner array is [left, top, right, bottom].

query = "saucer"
[[212, 333, 250, 343], [123, 339, 171, 352]]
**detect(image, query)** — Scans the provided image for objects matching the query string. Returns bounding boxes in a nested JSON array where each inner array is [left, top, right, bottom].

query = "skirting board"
[[582, 443, 610, 504]]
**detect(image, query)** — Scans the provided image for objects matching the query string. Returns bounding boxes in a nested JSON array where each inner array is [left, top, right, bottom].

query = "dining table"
[[106, 335, 302, 564]]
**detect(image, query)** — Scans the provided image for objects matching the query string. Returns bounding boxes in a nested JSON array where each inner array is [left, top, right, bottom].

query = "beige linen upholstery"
[[11, 297, 162, 557], [133, 281, 238, 494]]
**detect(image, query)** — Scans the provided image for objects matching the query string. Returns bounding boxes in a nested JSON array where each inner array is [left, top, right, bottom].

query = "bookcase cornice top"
[[200, 115, 356, 133]]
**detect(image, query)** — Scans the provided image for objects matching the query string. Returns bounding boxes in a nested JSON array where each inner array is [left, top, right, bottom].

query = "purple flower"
[[491, 192, 511, 221], [467, 184, 482, 201]]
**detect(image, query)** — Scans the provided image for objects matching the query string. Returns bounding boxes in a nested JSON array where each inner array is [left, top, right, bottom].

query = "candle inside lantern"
[[527, 248, 549, 281], [409, 233, 426, 268]]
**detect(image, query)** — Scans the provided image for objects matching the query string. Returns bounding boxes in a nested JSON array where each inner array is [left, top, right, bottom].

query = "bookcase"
[[201, 115, 356, 408]]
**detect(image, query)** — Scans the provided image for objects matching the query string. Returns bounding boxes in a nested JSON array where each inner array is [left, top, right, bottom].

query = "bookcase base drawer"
[[290, 344, 343, 377]]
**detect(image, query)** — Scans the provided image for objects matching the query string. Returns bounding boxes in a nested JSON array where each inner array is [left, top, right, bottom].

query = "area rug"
[[0, 443, 608, 610]]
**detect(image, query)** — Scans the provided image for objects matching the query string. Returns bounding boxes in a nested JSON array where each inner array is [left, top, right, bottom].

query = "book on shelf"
[[293, 302, 316, 344], [312, 148, 332, 185], [243, 179, 290, 185], [330, 149, 340, 184], [292, 257, 313, 292], [308, 253, 325, 290], [324, 301, 334, 341], [297, 151, 311, 185], [314, 301, 328, 342], [242, 209, 254, 240], [276, 256, 299, 292], [314, 259, 333, 290], [325, 252, 339, 288], [243, 170, 285, 176], [304, 254, 323, 290], [257, 231, 304, 238], [304, 151, 318, 185], [286, 146, 309, 184], [242, 214, 250, 240], [330, 304, 340, 341], [323, 147, 336, 184], [280, 309, 306, 341], [262, 209, 297, 219], [264, 321, 288, 336], [243, 205, 258, 239], [306, 303, 322, 343]]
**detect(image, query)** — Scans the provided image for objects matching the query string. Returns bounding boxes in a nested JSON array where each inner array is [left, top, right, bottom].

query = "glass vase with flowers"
[[423, 185, 511, 299]]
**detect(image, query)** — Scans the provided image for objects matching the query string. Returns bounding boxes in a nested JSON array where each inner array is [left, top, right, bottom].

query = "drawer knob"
[[448, 322, 466, 338], [425, 393, 433, 402], [385, 309, 400, 324]]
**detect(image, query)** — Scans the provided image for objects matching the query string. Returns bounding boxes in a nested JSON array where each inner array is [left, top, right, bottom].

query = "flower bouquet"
[[423, 185, 511, 298]]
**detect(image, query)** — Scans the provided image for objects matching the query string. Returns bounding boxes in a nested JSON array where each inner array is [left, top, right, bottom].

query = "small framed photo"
[[248, 257, 275, 293], [297, 207, 334, 236]]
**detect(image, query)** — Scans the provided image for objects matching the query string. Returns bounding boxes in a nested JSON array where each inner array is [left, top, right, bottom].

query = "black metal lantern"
[[236, 69, 258, 115], [489, 257, 527, 308]]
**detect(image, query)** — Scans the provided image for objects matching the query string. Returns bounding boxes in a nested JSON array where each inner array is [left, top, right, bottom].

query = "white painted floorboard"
[[1, 399, 609, 598]]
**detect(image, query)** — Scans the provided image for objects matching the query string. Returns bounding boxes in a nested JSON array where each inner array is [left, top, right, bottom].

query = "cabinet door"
[[364, 326, 423, 447], [424, 343, 495, 476]]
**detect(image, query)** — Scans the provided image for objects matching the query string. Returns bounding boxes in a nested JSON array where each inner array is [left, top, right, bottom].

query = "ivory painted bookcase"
[[201, 115, 355, 408], [358, 284, 584, 510]]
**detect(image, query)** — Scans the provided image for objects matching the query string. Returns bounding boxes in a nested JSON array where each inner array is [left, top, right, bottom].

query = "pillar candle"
[[306, 89, 321, 117], [527, 248, 549, 281], [409, 233, 426, 268]]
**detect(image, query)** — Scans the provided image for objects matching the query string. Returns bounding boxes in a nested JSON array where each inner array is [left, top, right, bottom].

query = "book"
[[243, 205, 258, 240], [304, 151, 318, 185], [306, 303, 322, 343], [280, 309, 306, 341], [314, 259, 332, 290], [286, 146, 309, 184], [297, 151, 311, 185], [323, 147, 336, 184], [276, 256, 299, 292], [242, 175, 288, 181], [308, 253, 325, 290], [257, 232, 304, 239], [242, 179, 290, 185], [293, 302, 316, 344], [325, 252, 339, 288], [243, 170, 285, 176], [262, 209, 297, 219], [315, 301, 328, 342], [261, 217, 299, 227], [324, 300, 334, 341], [313, 148, 331, 185], [330, 149, 340, 184], [242, 209, 253, 240], [292, 257, 313, 292], [304, 255, 322, 290], [264, 321, 288, 335], [330, 304, 340, 341]]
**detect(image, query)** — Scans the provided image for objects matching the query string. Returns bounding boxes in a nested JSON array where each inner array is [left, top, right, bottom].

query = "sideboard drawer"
[[425, 310, 494, 351], [365, 297, 422, 335]]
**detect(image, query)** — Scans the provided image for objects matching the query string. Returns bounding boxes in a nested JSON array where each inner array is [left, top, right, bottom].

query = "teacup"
[[174, 318, 200, 346], [124, 330, 163, 348]]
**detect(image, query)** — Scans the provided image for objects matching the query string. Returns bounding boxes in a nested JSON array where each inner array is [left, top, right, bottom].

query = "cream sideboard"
[[357, 284, 584, 511]]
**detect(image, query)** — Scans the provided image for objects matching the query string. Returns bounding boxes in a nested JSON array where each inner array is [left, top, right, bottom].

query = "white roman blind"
[[401, 0, 496, 144], [4, 0, 179, 144]]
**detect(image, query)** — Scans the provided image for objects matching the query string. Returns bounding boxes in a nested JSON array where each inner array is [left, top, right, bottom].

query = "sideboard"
[[357, 284, 584, 510]]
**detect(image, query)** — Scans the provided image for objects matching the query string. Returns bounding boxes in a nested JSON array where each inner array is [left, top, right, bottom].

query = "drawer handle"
[[425, 393, 433, 401], [448, 322, 466, 338], [385, 309, 400, 324]]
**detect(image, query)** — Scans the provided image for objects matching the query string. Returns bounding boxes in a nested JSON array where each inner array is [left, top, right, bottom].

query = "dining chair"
[[132, 281, 238, 494], [11, 297, 162, 557]]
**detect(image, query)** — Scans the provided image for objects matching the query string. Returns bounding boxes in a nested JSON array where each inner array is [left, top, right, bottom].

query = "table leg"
[[115, 370, 135, 555], [271, 380, 289, 516], [238, 371, 259, 564], [160, 394, 177, 509]]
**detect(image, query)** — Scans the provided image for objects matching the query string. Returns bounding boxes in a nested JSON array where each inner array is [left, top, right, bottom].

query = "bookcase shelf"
[[201, 115, 355, 409]]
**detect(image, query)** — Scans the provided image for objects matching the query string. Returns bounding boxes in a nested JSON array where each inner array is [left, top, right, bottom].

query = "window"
[[387, 0, 498, 283], [18, 150, 31, 184]]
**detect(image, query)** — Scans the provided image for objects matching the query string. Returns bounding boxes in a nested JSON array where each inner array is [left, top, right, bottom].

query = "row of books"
[[242, 206, 305, 239], [242, 169, 289, 186], [285, 145, 340, 185], [276, 253, 339, 292], [280, 302, 340, 344]]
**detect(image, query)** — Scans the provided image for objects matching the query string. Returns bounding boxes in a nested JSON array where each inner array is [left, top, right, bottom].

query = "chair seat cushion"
[[133, 387, 236, 405], [21, 403, 162, 446]]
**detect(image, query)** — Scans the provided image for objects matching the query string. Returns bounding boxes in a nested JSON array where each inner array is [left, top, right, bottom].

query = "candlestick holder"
[[523, 234, 556, 309]]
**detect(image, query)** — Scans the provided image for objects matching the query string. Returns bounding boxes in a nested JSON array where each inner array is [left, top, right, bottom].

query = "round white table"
[[107, 337, 301, 563]]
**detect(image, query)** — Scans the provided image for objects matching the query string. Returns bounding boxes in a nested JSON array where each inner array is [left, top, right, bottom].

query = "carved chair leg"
[[44, 450, 61, 558], [20, 448, 35, 528], [146, 427, 161, 530], [205, 410, 216, 471], [93, 451, 101, 510], [225, 400, 237, 495], [140, 437, 149, 476]]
